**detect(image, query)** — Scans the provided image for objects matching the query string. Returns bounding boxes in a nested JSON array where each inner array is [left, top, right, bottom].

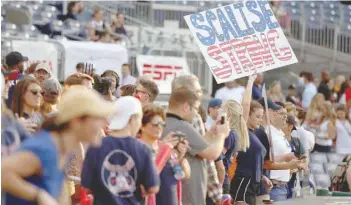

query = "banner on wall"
[[136, 55, 190, 94], [61, 41, 129, 79], [184, 0, 297, 83], [11, 40, 58, 77]]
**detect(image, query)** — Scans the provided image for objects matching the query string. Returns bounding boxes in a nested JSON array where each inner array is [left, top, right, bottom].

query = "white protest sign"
[[184, 0, 297, 83], [136, 55, 190, 94], [61, 41, 128, 79], [11, 40, 58, 77]]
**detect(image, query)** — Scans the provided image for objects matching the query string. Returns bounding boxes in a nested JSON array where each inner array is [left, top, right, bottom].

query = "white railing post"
[[332, 26, 339, 72], [149, 2, 154, 26], [300, 20, 306, 62], [137, 27, 143, 55], [299, 3, 306, 62]]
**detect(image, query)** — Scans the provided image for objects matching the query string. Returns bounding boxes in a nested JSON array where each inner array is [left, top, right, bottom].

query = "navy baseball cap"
[[288, 84, 296, 89], [258, 98, 281, 111], [5, 51, 28, 67], [208, 98, 222, 108]]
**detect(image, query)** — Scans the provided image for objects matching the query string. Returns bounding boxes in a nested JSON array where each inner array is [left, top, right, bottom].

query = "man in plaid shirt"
[[191, 114, 223, 204]]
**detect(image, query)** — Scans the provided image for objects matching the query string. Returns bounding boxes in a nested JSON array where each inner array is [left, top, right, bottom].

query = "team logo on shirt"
[[1, 126, 21, 156], [101, 149, 137, 198]]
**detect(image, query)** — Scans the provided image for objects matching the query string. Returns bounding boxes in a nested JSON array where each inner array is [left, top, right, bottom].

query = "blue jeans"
[[270, 184, 288, 201]]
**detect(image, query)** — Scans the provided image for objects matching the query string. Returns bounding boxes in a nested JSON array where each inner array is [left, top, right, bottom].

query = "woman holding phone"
[[139, 104, 190, 205]]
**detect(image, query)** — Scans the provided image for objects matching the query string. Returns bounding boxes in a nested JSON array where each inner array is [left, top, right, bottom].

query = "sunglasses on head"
[[29, 89, 42, 96], [151, 121, 166, 128], [42, 91, 59, 96]]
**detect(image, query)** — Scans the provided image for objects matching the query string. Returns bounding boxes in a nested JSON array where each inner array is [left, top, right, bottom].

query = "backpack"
[[330, 154, 351, 192]]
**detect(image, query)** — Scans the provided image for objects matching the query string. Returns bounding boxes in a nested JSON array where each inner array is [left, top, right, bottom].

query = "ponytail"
[[223, 100, 250, 152]]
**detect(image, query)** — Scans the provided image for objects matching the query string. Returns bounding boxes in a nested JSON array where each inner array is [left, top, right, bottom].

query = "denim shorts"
[[269, 184, 288, 201]]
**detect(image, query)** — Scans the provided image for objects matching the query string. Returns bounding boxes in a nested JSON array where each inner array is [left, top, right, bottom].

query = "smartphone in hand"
[[220, 116, 225, 125], [217, 109, 226, 125], [173, 132, 186, 143]]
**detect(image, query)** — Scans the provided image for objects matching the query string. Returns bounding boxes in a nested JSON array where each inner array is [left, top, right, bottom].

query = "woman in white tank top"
[[87, 7, 106, 41], [335, 105, 351, 154], [314, 102, 336, 153]]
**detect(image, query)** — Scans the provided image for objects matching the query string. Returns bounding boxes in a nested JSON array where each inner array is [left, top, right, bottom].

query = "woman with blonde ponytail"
[[229, 74, 273, 205], [221, 100, 248, 194], [222, 100, 250, 152]]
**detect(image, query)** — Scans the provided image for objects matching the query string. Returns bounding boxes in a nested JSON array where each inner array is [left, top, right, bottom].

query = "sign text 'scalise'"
[[185, 0, 297, 83]]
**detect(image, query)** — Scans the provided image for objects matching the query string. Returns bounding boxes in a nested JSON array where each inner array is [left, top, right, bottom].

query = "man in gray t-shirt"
[[163, 114, 209, 204], [162, 88, 229, 205]]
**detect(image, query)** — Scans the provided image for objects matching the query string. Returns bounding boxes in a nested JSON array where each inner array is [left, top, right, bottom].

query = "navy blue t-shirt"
[[81, 136, 159, 205], [1, 113, 31, 156], [235, 129, 267, 183], [156, 161, 178, 205], [254, 126, 270, 161], [223, 130, 238, 184], [6, 73, 24, 108], [223, 130, 238, 169], [5, 130, 64, 205], [252, 84, 263, 101]]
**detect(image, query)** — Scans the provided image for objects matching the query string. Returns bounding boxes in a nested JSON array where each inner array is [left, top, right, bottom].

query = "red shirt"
[[346, 88, 351, 103]]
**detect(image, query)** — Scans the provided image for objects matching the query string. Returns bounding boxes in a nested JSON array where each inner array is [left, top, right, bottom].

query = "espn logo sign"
[[142, 64, 183, 81]]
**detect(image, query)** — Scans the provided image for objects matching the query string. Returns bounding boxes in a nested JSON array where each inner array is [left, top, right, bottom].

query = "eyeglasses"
[[29, 89, 42, 96], [151, 121, 166, 128], [136, 89, 150, 97], [42, 91, 59, 96]]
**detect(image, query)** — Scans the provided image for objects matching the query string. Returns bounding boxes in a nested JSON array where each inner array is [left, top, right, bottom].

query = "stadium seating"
[[2, 1, 351, 41], [314, 173, 331, 189], [327, 153, 345, 163], [309, 152, 347, 189], [324, 163, 338, 177], [310, 163, 326, 175], [310, 152, 328, 164]]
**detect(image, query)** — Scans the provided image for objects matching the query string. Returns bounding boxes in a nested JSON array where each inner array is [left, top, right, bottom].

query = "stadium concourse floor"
[[275, 197, 351, 205]]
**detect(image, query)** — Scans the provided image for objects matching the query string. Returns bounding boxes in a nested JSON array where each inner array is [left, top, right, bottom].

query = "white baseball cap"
[[35, 63, 51, 74], [109, 96, 142, 130]]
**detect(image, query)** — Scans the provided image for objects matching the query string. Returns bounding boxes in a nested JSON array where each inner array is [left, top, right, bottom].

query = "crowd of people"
[[1, 50, 351, 205], [58, 1, 129, 43]]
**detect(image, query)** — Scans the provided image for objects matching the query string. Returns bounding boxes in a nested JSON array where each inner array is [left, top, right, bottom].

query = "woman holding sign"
[[230, 74, 272, 205]]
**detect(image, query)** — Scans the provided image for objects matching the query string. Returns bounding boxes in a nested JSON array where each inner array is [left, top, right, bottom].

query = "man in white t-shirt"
[[205, 98, 222, 131], [266, 101, 294, 201], [302, 72, 317, 109], [214, 80, 245, 103]]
